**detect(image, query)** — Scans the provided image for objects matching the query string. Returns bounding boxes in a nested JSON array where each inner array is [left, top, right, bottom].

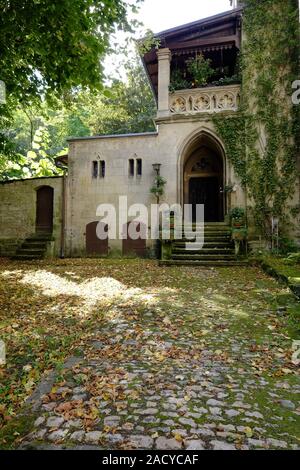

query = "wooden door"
[[122, 222, 147, 257], [189, 177, 221, 222], [36, 186, 54, 233], [86, 222, 108, 256]]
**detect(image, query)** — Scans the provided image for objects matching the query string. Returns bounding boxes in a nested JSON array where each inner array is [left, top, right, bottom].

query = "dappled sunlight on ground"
[[0, 259, 299, 450]]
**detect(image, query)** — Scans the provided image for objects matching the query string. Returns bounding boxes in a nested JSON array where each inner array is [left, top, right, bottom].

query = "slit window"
[[92, 161, 98, 178], [100, 161, 106, 178], [136, 159, 142, 177], [129, 159, 135, 177]]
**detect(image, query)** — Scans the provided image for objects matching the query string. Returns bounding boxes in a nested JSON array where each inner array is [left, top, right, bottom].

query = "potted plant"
[[169, 69, 191, 93], [186, 54, 214, 88], [230, 207, 246, 228]]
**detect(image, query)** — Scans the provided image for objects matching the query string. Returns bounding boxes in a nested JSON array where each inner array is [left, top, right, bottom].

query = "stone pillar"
[[157, 48, 171, 118]]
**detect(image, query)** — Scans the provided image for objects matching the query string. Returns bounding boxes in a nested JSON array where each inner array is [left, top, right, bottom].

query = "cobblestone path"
[[2, 261, 298, 450]]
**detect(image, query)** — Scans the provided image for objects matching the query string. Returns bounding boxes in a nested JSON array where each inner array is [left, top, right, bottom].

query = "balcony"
[[169, 84, 240, 115]]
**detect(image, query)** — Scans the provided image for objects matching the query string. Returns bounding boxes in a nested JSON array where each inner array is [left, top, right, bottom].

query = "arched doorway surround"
[[178, 129, 227, 222], [36, 186, 54, 233]]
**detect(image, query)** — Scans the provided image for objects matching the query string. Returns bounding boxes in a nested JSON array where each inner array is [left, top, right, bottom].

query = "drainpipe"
[[60, 171, 66, 259], [55, 158, 68, 259]]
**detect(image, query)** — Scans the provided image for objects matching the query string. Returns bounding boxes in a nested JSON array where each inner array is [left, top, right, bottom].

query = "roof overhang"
[[141, 7, 243, 100]]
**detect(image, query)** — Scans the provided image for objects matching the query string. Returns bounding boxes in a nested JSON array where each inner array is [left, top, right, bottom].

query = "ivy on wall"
[[213, 0, 300, 237]]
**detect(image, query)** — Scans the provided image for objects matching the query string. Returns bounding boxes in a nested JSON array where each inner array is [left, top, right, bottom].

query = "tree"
[[84, 58, 156, 135], [0, 0, 142, 103], [0, 0, 143, 169], [0, 56, 156, 180]]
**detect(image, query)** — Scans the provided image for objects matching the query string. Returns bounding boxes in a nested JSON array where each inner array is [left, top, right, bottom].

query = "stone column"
[[157, 48, 171, 118]]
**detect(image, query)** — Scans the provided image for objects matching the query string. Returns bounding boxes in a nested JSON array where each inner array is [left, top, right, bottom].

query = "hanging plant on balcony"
[[169, 69, 191, 93], [186, 54, 214, 87]]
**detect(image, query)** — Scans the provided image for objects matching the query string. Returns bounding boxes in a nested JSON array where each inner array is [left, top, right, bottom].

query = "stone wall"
[[0, 177, 63, 256], [66, 119, 245, 257]]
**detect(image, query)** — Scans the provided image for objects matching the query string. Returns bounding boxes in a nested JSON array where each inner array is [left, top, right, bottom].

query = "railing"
[[169, 84, 240, 115]]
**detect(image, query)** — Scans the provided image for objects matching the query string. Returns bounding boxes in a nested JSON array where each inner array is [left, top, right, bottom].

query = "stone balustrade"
[[169, 84, 240, 115]]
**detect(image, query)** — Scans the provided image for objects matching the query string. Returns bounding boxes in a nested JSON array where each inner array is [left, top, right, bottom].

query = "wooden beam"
[[173, 22, 237, 43], [167, 35, 238, 51]]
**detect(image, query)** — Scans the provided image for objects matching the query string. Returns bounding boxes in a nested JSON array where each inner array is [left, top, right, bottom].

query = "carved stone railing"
[[169, 84, 240, 115]]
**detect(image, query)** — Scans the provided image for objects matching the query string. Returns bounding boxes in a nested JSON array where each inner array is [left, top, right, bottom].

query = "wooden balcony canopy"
[[141, 7, 243, 99]]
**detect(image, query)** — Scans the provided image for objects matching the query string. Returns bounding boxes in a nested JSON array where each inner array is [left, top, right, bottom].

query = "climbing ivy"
[[214, 0, 300, 237]]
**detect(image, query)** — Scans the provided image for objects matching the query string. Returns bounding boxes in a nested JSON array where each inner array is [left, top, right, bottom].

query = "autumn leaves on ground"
[[0, 258, 299, 449]]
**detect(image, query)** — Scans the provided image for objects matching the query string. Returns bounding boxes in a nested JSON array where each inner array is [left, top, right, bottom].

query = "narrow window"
[[136, 159, 142, 177], [92, 161, 98, 178], [100, 161, 106, 178], [129, 159, 134, 177]]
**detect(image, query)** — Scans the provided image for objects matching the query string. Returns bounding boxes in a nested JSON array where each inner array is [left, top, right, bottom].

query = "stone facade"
[[0, 6, 299, 258], [0, 177, 63, 256], [66, 119, 245, 257]]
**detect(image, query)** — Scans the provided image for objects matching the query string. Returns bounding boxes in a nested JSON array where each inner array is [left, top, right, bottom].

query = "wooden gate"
[[122, 221, 147, 257], [86, 222, 108, 256], [36, 186, 54, 233]]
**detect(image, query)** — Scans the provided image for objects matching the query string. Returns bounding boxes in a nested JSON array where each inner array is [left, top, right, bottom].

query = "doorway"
[[36, 186, 54, 233], [183, 142, 224, 223], [189, 177, 221, 222]]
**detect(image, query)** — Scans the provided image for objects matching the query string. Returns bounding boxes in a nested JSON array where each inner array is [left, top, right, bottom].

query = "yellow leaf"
[[244, 427, 253, 438]]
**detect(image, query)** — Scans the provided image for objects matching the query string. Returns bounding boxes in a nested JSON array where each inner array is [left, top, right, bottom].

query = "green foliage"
[[137, 29, 161, 55], [242, 0, 299, 235], [150, 176, 167, 198], [276, 237, 299, 255], [186, 54, 214, 87], [283, 253, 300, 265], [169, 70, 191, 93], [0, 0, 141, 103], [213, 114, 248, 187], [211, 74, 241, 87], [0, 58, 156, 180], [0, 0, 143, 173], [230, 207, 246, 220], [215, 0, 299, 239]]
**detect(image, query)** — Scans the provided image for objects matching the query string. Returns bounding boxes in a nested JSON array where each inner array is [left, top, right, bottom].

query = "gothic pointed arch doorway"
[[182, 132, 225, 222]]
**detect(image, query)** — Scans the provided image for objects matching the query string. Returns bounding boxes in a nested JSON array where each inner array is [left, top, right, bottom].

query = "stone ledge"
[[259, 258, 300, 300]]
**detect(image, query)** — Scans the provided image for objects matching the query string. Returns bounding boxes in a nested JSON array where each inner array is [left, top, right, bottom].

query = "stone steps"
[[173, 248, 235, 255], [159, 260, 249, 267], [12, 233, 53, 260], [172, 254, 236, 260], [161, 222, 246, 267], [174, 242, 233, 248]]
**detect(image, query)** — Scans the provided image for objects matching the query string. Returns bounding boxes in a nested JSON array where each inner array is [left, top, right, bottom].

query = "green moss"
[[214, 0, 299, 237], [0, 410, 37, 449]]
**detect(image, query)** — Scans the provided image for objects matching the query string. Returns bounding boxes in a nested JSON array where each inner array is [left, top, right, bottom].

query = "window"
[[92, 161, 98, 178], [129, 159, 134, 177], [136, 159, 142, 177], [100, 160, 106, 178]]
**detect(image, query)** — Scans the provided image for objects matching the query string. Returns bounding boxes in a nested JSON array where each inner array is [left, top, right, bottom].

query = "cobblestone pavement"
[[15, 263, 299, 450]]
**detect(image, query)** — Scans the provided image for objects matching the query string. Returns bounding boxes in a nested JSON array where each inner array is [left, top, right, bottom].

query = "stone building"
[[0, 2, 299, 263]]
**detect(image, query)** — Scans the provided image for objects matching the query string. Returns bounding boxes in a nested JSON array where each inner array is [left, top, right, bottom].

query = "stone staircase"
[[159, 222, 248, 267], [12, 233, 53, 260]]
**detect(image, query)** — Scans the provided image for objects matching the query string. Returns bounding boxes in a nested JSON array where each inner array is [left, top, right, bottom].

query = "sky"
[[137, 0, 231, 33], [104, 0, 231, 80]]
